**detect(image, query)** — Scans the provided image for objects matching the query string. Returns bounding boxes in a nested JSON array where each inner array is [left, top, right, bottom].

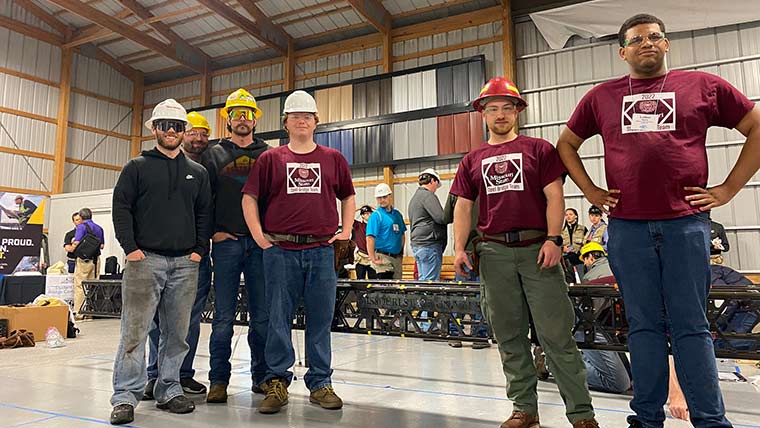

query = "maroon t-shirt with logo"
[[566, 70, 755, 220], [242, 144, 355, 249], [450, 135, 566, 235]]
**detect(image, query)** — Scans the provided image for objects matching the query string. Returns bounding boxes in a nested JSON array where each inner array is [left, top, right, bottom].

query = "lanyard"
[[628, 71, 669, 114]]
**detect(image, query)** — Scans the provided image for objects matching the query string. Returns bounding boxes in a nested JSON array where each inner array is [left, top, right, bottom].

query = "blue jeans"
[[412, 244, 443, 280], [208, 236, 268, 386], [147, 254, 211, 380], [575, 332, 631, 394], [263, 245, 336, 391], [111, 252, 199, 407], [607, 213, 731, 428]]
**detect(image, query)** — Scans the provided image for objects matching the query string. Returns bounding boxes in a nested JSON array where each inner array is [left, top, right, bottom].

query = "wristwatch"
[[546, 235, 563, 247]]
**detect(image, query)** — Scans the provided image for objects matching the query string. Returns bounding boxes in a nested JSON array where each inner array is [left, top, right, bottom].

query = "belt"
[[376, 250, 401, 259], [265, 233, 333, 244], [480, 229, 546, 247]]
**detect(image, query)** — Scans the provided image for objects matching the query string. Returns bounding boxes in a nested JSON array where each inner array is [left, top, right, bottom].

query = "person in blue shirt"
[[366, 183, 406, 279], [70, 207, 105, 319]]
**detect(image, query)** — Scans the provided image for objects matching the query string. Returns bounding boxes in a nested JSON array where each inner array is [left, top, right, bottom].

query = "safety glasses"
[[153, 120, 186, 133], [623, 31, 665, 47], [185, 131, 209, 138], [229, 108, 254, 121]]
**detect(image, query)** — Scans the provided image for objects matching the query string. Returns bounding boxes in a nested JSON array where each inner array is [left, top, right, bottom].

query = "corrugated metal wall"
[[64, 53, 134, 193], [0, 28, 59, 193], [515, 18, 760, 272], [211, 62, 284, 104], [392, 22, 504, 79], [296, 47, 383, 88]]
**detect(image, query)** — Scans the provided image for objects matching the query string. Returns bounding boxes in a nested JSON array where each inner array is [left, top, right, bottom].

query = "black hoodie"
[[201, 137, 268, 235], [112, 148, 212, 257]]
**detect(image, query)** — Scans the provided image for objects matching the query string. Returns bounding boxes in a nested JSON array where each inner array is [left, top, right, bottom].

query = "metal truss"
[[81, 279, 760, 360]]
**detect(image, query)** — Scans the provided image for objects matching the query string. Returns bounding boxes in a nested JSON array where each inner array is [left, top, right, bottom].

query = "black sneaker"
[[142, 378, 156, 401], [110, 404, 134, 425], [157, 395, 195, 414], [180, 378, 207, 394]]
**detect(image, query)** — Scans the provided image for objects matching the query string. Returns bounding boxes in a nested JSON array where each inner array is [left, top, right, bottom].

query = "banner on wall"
[[0, 193, 46, 274]]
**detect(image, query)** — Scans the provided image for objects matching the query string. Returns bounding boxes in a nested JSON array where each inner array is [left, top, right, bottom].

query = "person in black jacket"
[[200, 89, 271, 403], [109, 99, 212, 425], [63, 211, 82, 273]]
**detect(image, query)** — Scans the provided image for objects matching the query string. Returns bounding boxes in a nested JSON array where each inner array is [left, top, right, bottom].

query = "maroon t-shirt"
[[352, 220, 368, 253], [566, 70, 755, 220], [242, 144, 355, 249], [450, 135, 566, 235]]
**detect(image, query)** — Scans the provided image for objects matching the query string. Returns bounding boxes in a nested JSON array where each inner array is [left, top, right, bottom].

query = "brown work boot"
[[572, 419, 600, 428], [258, 379, 288, 414], [500, 410, 540, 428], [309, 385, 343, 410], [206, 383, 228, 403], [252, 381, 270, 394]]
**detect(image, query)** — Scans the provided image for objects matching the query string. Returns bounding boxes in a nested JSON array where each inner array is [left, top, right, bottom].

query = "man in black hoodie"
[[200, 88, 270, 403], [109, 99, 212, 425]]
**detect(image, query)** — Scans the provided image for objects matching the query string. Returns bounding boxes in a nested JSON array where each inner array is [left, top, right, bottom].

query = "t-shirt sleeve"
[[63, 230, 74, 246], [398, 212, 407, 233], [365, 212, 379, 237], [334, 153, 355, 200], [538, 141, 567, 188], [565, 89, 601, 140], [73, 224, 85, 242], [450, 156, 477, 201], [711, 74, 756, 129], [242, 151, 269, 198]]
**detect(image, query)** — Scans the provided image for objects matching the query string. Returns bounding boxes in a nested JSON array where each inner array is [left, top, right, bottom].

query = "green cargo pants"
[[477, 241, 594, 423]]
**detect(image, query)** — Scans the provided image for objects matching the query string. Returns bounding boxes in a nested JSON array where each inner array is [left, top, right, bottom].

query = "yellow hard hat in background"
[[580, 242, 606, 258], [220, 88, 262, 119], [186, 112, 211, 133]]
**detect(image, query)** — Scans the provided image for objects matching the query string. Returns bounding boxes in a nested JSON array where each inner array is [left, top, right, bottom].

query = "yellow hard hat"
[[580, 242, 606, 258], [220, 88, 262, 119], [186, 112, 211, 133]]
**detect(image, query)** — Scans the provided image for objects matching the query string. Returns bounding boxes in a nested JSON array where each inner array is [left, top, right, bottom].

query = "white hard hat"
[[419, 168, 441, 181], [374, 183, 392, 198], [283, 90, 317, 114], [145, 98, 191, 130]]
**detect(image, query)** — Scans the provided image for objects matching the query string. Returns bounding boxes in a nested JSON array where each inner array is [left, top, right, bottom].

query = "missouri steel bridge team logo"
[[286, 162, 322, 194], [481, 153, 523, 194], [621, 91, 677, 134]]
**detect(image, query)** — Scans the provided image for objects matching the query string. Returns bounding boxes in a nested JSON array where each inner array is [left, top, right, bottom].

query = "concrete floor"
[[1, 319, 759, 428]]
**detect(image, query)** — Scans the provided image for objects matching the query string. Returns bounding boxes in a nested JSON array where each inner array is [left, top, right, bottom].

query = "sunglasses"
[[153, 120, 186, 133], [623, 31, 665, 47], [229, 109, 254, 121]]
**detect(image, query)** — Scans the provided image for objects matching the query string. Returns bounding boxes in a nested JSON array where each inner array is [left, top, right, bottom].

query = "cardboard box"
[[0, 305, 69, 342]]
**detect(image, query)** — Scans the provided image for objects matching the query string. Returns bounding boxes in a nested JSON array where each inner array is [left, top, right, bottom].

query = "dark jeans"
[[263, 245, 336, 390], [208, 236, 268, 386], [607, 213, 731, 428], [147, 254, 211, 380]]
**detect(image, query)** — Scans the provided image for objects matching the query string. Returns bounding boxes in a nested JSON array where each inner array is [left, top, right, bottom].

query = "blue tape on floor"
[[0, 403, 139, 428], [7, 415, 59, 427]]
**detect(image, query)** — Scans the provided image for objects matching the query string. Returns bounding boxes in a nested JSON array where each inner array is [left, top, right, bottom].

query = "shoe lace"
[[574, 420, 599, 428], [510, 411, 529, 420], [321, 386, 335, 396], [267, 379, 287, 401]]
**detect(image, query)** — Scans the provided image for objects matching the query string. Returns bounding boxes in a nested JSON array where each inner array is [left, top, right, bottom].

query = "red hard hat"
[[471, 77, 528, 112]]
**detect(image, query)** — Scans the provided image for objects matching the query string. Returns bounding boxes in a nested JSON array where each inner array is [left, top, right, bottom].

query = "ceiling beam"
[[0, 14, 63, 45], [118, 0, 210, 71], [196, 0, 290, 55], [13, 0, 139, 81], [65, 8, 133, 48], [15, 0, 72, 40], [346, 0, 392, 34], [48, 0, 206, 74]]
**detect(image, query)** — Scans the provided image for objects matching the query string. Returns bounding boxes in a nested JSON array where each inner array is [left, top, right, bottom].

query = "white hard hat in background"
[[419, 168, 441, 181], [283, 90, 318, 114], [374, 183, 392, 198], [145, 98, 191, 130]]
